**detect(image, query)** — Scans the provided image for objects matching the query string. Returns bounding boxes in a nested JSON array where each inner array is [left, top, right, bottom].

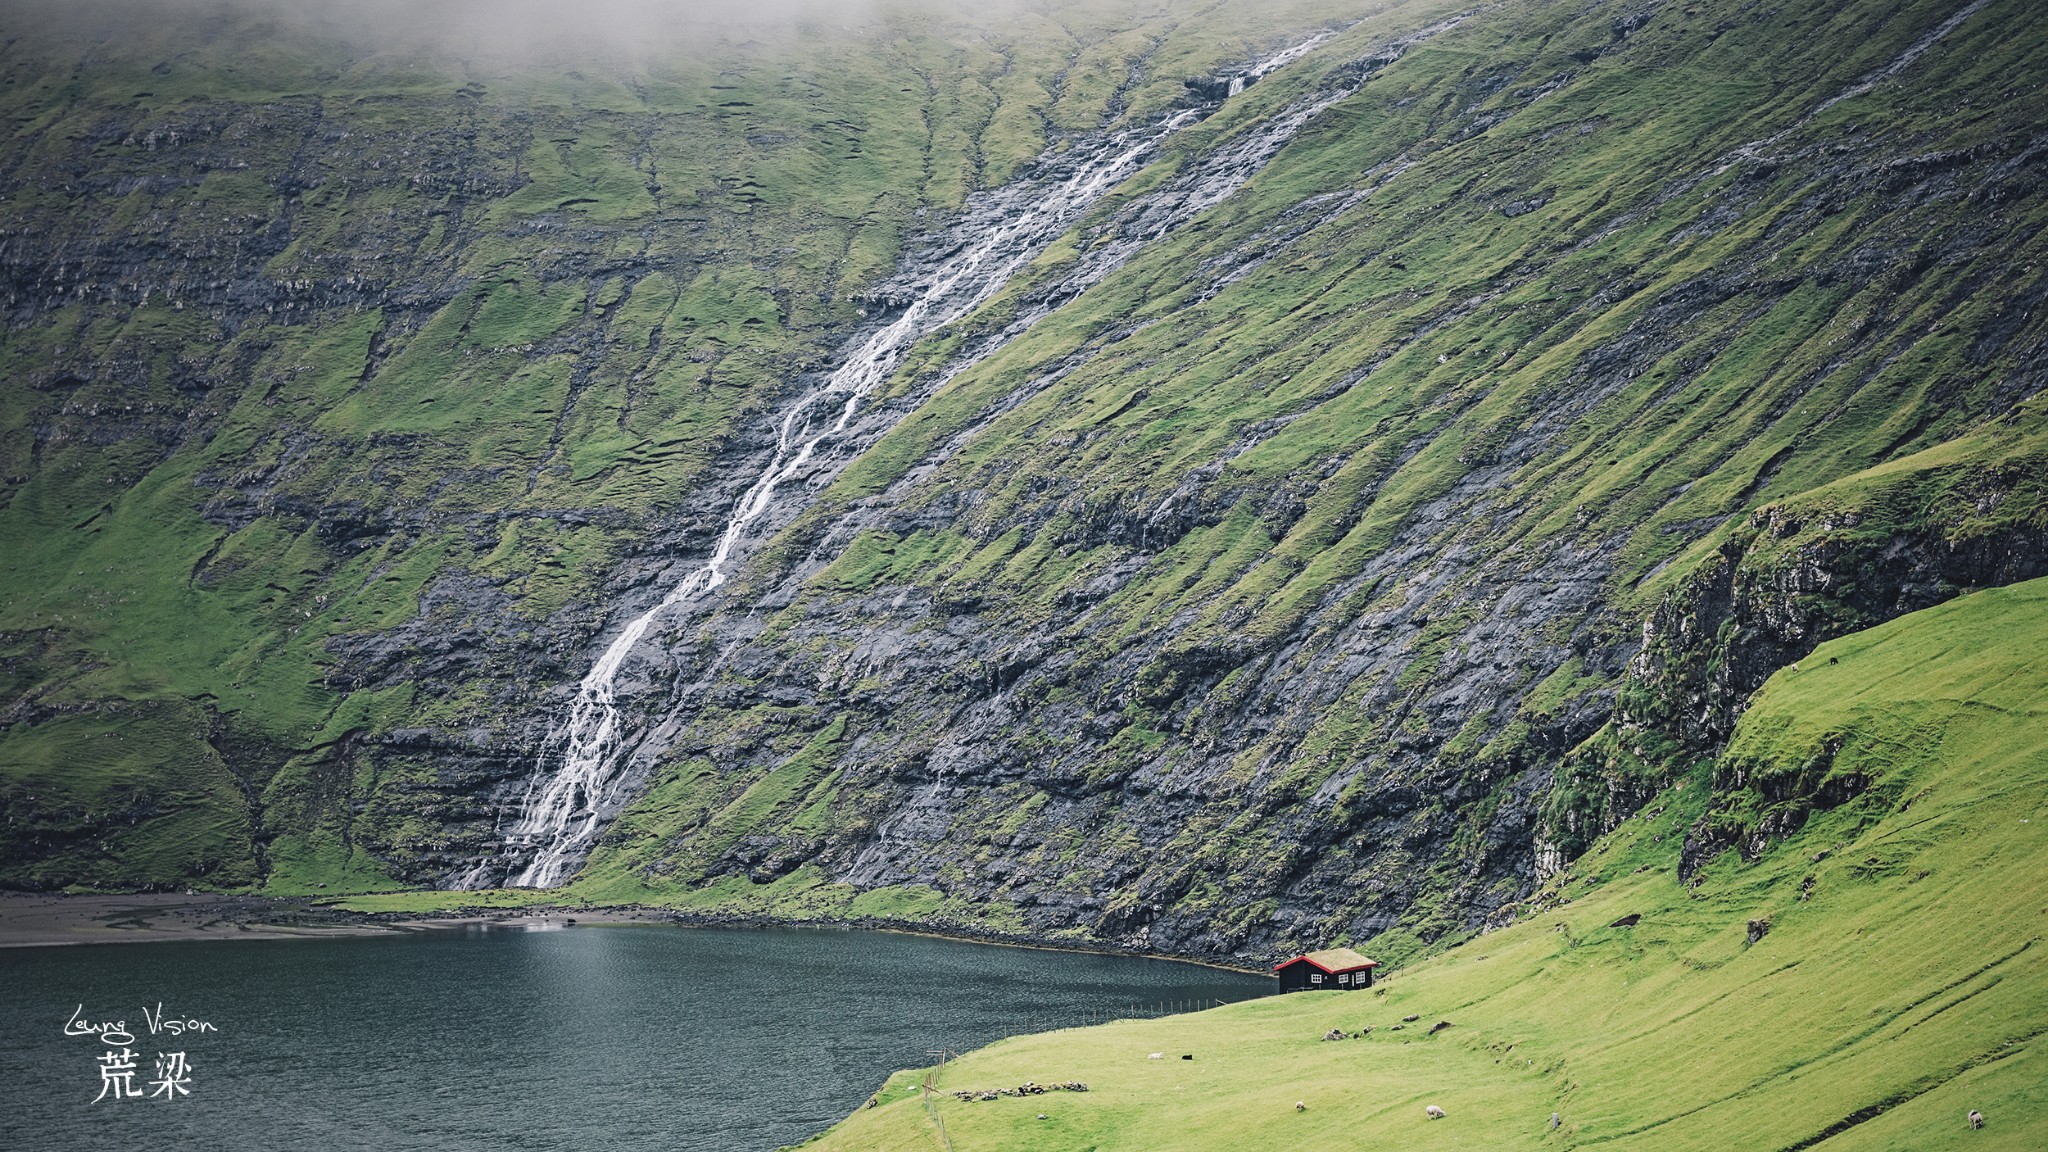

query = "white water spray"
[[482, 118, 1216, 889], [470, 27, 1403, 890]]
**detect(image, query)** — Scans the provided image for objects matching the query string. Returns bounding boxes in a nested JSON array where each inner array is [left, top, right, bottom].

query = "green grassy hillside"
[[0, 0, 1361, 890], [806, 576, 2048, 1150], [522, 0, 2048, 963]]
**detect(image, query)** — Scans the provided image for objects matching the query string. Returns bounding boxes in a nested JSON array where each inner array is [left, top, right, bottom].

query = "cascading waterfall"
[[467, 27, 1412, 890], [474, 113, 1204, 889]]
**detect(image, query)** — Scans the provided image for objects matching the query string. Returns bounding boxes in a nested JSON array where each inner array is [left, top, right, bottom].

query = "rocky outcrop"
[[1540, 421, 2048, 868], [1626, 498, 2048, 753], [1182, 75, 1251, 104]]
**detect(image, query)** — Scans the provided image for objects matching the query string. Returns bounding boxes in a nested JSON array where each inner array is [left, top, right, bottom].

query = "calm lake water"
[[0, 923, 1269, 1151]]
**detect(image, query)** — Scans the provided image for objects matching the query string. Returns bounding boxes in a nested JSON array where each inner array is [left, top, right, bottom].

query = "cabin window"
[[1310, 973, 1324, 985]]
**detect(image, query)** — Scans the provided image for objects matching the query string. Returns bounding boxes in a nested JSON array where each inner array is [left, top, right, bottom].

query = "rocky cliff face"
[[3, 0, 2046, 967], [1542, 419, 2048, 865], [481, 0, 2048, 964], [0, 0, 1337, 890]]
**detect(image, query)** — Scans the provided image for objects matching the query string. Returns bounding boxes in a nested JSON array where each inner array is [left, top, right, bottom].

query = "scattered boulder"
[[1609, 913, 1642, 928], [1323, 1028, 1346, 1041], [1747, 918, 1772, 944], [1429, 1020, 1454, 1034], [1403, 1014, 1421, 1022]]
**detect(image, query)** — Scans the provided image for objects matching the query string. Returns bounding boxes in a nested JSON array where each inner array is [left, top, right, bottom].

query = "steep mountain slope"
[[0, 0, 1360, 889], [2, 0, 2045, 976], [808, 577, 2048, 1150], [539, 0, 2048, 962]]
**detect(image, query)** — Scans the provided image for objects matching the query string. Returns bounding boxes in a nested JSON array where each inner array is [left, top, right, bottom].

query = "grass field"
[[801, 577, 2048, 1150]]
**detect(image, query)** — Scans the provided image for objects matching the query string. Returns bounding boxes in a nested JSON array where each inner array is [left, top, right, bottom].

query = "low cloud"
[[2, 0, 929, 68]]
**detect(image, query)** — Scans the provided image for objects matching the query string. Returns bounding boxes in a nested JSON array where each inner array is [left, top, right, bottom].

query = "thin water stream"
[[481, 98, 1208, 888], [470, 25, 1430, 889]]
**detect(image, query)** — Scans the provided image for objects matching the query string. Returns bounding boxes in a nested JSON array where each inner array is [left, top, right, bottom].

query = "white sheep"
[[1295, 1101, 1307, 1112], [1426, 1105, 1447, 1120], [1969, 1110, 1983, 1129], [1147, 1052, 1164, 1060]]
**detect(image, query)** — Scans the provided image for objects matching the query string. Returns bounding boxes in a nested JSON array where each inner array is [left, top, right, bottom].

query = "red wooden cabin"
[[1274, 946, 1378, 992]]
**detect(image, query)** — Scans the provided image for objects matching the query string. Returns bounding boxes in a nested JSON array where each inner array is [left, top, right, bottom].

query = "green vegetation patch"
[[811, 579, 2048, 1150]]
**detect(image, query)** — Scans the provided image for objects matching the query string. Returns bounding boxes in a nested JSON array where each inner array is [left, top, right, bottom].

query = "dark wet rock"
[[1183, 74, 1250, 103]]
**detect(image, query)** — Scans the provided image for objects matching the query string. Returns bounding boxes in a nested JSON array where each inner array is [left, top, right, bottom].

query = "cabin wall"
[[1276, 963, 1373, 992]]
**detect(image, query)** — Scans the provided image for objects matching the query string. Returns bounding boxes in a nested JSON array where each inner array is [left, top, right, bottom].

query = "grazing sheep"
[[1550, 1112, 1561, 1130], [1969, 1110, 1983, 1129], [1148, 1052, 1164, 1060], [1295, 1101, 1307, 1112], [1426, 1105, 1447, 1120]]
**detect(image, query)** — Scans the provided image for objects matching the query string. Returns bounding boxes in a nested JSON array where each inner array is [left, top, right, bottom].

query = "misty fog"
[[0, 0, 1025, 66]]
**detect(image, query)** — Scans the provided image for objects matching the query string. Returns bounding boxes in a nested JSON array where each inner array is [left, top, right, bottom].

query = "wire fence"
[[964, 975, 1408, 1045], [980, 991, 1275, 1043], [920, 1049, 956, 1152]]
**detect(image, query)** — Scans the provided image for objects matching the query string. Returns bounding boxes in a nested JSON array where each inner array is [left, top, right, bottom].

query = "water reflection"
[[1, 925, 1268, 1151]]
